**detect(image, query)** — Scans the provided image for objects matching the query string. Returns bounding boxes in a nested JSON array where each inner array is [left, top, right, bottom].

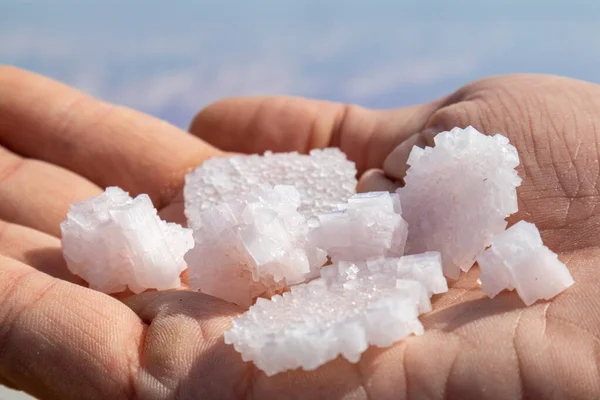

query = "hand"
[[0, 66, 596, 400], [189, 74, 600, 398]]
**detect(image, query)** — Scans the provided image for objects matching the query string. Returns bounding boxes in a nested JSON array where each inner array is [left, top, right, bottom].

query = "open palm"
[[1, 67, 598, 399]]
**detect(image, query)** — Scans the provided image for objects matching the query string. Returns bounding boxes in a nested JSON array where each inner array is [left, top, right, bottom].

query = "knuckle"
[[426, 98, 493, 134], [425, 76, 540, 138]]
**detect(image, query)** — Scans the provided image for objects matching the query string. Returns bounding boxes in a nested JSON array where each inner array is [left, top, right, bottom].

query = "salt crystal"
[[184, 148, 357, 230], [320, 252, 447, 313], [397, 126, 522, 279], [224, 252, 447, 375], [477, 221, 574, 306], [60, 187, 193, 294], [184, 184, 327, 308], [309, 192, 408, 263], [224, 271, 424, 376]]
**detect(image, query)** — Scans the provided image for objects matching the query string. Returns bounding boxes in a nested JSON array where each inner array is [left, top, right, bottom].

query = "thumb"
[[188, 96, 443, 175]]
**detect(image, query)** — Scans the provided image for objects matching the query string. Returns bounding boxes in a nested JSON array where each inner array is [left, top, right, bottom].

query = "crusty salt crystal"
[[184, 148, 357, 230], [397, 126, 522, 279], [60, 187, 193, 294], [224, 269, 424, 376], [309, 192, 408, 263], [476, 221, 574, 306], [320, 252, 447, 313], [185, 184, 327, 308]]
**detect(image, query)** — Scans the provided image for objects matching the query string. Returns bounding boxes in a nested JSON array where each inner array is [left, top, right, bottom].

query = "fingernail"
[[382, 133, 420, 180], [383, 127, 444, 180], [357, 169, 402, 193]]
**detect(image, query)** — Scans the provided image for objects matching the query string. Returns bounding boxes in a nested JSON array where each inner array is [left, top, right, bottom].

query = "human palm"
[[0, 67, 598, 399]]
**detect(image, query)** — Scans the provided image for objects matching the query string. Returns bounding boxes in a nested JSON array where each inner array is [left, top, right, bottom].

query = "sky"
[[1, 1, 600, 129]]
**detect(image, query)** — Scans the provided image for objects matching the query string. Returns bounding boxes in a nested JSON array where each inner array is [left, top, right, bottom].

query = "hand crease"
[[330, 103, 353, 149], [0, 156, 26, 186], [550, 315, 600, 345], [0, 274, 58, 370], [52, 93, 90, 144], [401, 342, 410, 400], [243, 361, 258, 400], [352, 361, 372, 400], [443, 281, 481, 305], [512, 309, 526, 400], [443, 334, 461, 400], [540, 302, 551, 337]]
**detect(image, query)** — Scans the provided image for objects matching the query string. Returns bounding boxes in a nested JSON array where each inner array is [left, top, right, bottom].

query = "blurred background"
[[2, 0, 600, 130], [0, 0, 599, 398]]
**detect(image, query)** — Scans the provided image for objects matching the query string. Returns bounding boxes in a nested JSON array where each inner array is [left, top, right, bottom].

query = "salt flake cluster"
[[224, 253, 443, 376], [184, 184, 327, 308], [477, 221, 574, 306], [224, 193, 442, 375], [184, 148, 357, 229], [320, 252, 448, 310], [398, 126, 523, 279], [309, 192, 408, 263], [61, 187, 193, 294]]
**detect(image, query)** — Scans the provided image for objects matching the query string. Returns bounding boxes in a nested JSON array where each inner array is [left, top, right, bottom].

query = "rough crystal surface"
[[224, 252, 447, 376], [397, 126, 522, 279], [319, 252, 447, 313], [224, 273, 423, 376], [185, 184, 327, 308], [309, 192, 408, 263], [184, 148, 357, 230], [60, 187, 193, 294], [477, 221, 574, 306]]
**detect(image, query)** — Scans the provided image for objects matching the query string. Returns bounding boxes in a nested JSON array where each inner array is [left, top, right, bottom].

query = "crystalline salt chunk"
[[476, 220, 574, 306], [320, 252, 447, 313], [310, 192, 408, 263], [185, 184, 327, 308], [224, 266, 424, 376], [60, 187, 193, 294], [184, 148, 357, 230], [397, 126, 522, 279]]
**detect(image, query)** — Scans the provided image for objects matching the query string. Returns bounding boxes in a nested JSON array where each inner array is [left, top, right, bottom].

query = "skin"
[[0, 66, 599, 399]]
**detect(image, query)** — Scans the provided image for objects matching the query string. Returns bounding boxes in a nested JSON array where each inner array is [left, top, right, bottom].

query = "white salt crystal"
[[320, 252, 447, 313], [224, 269, 424, 376], [477, 221, 574, 306], [60, 187, 193, 294], [184, 148, 357, 230], [185, 184, 327, 308], [397, 126, 522, 279], [309, 192, 408, 263]]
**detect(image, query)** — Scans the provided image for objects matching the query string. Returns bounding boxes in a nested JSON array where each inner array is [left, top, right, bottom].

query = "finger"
[[0, 255, 145, 399], [0, 66, 222, 209], [357, 169, 402, 193], [0, 146, 102, 237], [189, 96, 445, 174], [124, 290, 377, 399], [0, 220, 82, 284], [383, 127, 440, 180], [123, 290, 250, 399], [157, 191, 186, 226]]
